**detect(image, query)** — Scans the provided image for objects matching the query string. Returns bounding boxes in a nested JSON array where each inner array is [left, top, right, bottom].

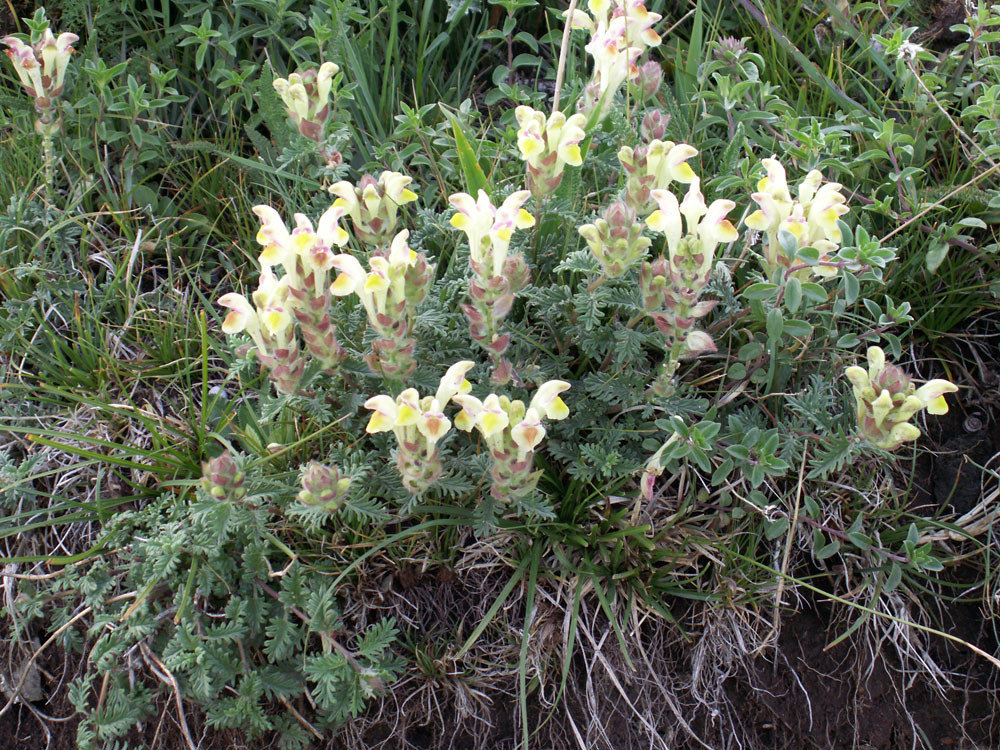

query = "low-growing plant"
[[2, 1, 999, 748]]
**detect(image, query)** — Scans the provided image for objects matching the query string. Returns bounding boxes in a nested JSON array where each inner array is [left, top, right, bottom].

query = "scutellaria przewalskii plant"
[[4, 1, 995, 747]]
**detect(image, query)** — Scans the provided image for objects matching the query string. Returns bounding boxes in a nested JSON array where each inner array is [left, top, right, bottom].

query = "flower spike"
[[845, 347, 958, 451]]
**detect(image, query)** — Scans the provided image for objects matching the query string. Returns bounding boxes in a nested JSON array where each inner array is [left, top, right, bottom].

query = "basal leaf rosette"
[[452, 380, 570, 503], [363, 362, 476, 493], [745, 157, 850, 280], [844, 346, 958, 451]]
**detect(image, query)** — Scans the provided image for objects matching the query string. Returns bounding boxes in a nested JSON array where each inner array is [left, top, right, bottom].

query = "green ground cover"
[[1, 1, 999, 748]]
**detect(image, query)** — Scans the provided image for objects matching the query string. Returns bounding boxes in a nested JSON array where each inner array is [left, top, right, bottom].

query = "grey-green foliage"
[[58, 468, 400, 746]]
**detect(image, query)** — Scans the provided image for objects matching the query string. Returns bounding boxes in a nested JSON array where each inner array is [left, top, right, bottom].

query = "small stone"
[[963, 415, 983, 433]]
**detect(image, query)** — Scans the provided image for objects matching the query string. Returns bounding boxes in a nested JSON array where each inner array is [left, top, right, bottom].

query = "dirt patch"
[[5, 580, 1000, 750], [923, 0, 970, 46], [0, 1, 33, 35], [0, 645, 79, 750], [911, 345, 1000, 519], [727, 603, 998, 750]]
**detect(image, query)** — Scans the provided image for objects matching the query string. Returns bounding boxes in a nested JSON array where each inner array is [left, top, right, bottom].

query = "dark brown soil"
[[0, 646, 79, 750], [912, 376, 1000, 518], [0, 0, 38, 36], [923, 0, 971, 46], [728, 604, 998, 750]]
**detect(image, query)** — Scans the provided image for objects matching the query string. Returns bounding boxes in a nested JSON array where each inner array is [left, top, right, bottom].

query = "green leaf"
[[782, 319, 813, 338], [725, 444, 751, 461], [738, 341, 764, 361], [802, 495, 819, 519], [777, 230, 799, 261], [766, 308, 784, 340], [711, 458, 733, 486], [842, 271, 860, 304], [744, 282, 778, 301], [784, 277, 802, 313], [449, 115, 490, 196], [925, 242, 949, 273], [765, 517, 789, 540], [800, 282, 828, 304], [884, 562, 902, 593], [919, 553, 944, 572], [847, 532, 873, 550], [815, 539, 841, 560], [264, 617, 299, 662]]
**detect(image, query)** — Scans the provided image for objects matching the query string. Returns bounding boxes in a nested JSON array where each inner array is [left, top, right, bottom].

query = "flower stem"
[[41, 130, 55, 203]]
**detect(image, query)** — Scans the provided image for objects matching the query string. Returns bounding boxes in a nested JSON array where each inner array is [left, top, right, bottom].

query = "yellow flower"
[[3, 29, 78, 98], [514, 105, 587, 171], [528, 380, 571, 421], [363, 394, 398, 434], [745, 158, 851, 279], [329, 230, 419, 325], [364, 363, 475, 450], [273, 62, 339, 124], [452, 394, 484, 433], [563, 2, 662, 122], [435, 361, 475, 405], [644, 140, 698, 189], [647, 180, 738, 269], [449, 190, 535, 277], [511, 408, 546, 462], [218, 293, 257, 336], [845, 347, 958, 451], [329, 171, 418, 244], [417, 402, 451, 448], [394, 388, 422, 427], [479, 394, 510, 438]]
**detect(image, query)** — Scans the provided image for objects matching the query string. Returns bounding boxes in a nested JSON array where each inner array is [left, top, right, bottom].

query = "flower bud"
[[604, 199, 636, 237], [201, 452, 246, 502], [640, 110, 669, 142], [298, 461, 351, 511], [714, 36, 748, 63], [580, 200, 652, 279], [631, 61, 663, 101], [684, 330, 716, 355]]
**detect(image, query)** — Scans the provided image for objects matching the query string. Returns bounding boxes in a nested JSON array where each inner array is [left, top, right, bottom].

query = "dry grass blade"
[[140, 642, 197, 750]]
